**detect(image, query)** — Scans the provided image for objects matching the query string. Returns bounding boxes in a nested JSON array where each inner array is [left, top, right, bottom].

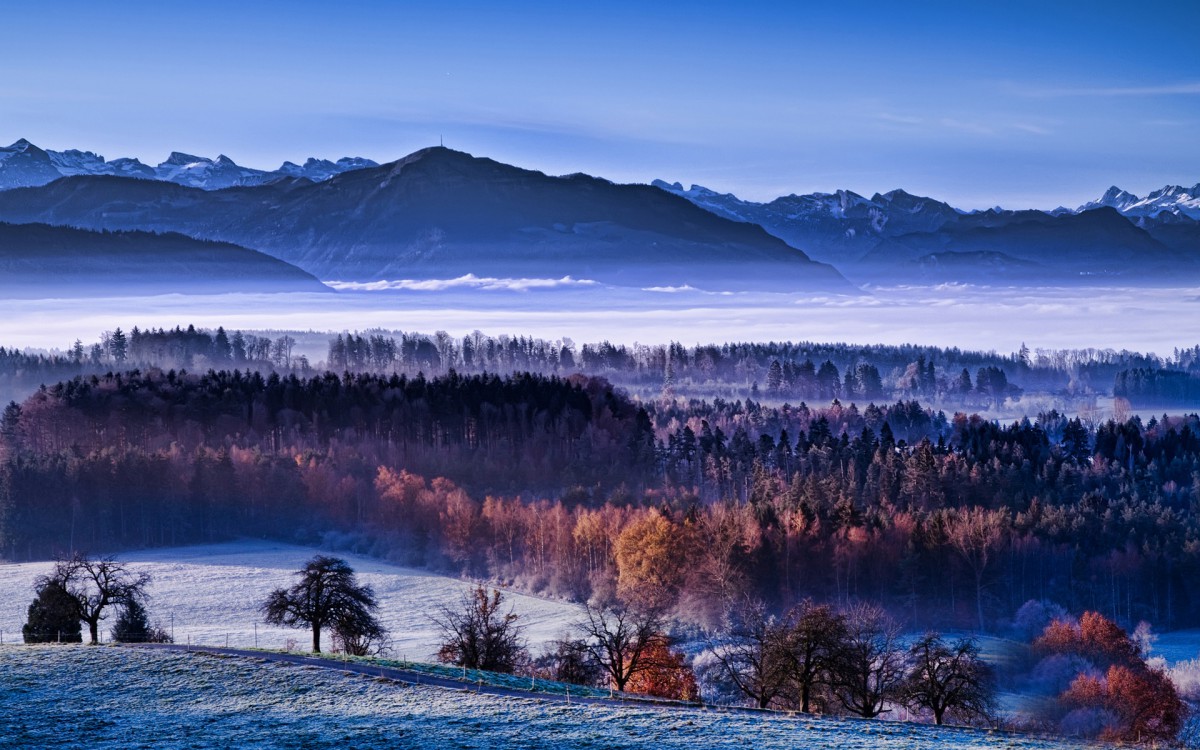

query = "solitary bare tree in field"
[[262, 555, 381, 653], [432, 585, 526, 673], [39, 553, 151, 644]]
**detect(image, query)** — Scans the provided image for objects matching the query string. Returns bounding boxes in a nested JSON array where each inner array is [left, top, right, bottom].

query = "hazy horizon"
[[4, 282, 1198, 361]]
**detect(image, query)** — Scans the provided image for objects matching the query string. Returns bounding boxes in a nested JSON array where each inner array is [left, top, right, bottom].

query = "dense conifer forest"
[[3, 356, 1200, 633]]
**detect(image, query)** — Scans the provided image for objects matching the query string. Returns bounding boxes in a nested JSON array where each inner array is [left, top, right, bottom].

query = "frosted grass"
[[0, 646, 1093, 750]]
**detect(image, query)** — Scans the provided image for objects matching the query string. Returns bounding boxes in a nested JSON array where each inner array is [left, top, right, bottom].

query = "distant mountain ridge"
[[0, 222, 328, 296], [654, 179, 1200, 285], [1080, 184, 1200, 219], [0, 138, 379, 190], [0, 147, 850, 291]]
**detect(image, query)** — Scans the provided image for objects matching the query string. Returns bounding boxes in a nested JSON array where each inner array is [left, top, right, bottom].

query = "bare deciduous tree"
[[828, 602, 905, 718], [945, 507, 1007, 632], [575, 602, 666, 692], [39, 553, 151, 645], [901, 632, 995, 726], [262, 555, 382, 654], [708, 597, 792, 709], [785, 599, 847, 714], [432, 585, 526, 673]]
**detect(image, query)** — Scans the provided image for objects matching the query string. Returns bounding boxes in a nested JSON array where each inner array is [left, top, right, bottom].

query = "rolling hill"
[[0, 222, 328, 296]]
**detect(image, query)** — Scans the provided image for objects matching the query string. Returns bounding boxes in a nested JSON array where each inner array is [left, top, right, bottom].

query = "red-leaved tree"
[[1038, 611, 1185, 743], [1062, 664, 1184, 743], [624, 635, 699, 702]]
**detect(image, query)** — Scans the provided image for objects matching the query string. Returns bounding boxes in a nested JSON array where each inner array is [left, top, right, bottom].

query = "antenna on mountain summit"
[[440, 135, 443, 147]]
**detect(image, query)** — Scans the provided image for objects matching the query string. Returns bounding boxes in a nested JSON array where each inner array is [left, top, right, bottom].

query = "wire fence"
[[0, 622, 336, 651]]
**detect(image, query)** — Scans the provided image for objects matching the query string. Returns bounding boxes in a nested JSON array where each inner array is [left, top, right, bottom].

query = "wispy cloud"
[[875, 113, 924, 125], [1016, 82, 1200, 97], [875, 113, 1052, 137], [938, 117, 995, 136], [326, 274, 599, 292], [1011, 122, 1052, 136]]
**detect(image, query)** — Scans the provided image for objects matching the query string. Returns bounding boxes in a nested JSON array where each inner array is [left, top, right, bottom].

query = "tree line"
[[6, 325, 1199, 413]]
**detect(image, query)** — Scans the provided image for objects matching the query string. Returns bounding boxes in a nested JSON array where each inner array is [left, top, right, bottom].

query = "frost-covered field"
[[0, 646, 1089, 750], [1149, 629, 1200, 666], [0, 540, 582, 658]]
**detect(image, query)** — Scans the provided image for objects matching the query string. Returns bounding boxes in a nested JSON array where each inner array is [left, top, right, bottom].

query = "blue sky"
[[3, 0, 1198, 207]]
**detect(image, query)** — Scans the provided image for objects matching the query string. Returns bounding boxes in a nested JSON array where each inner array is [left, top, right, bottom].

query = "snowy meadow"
[[0, 540, 582, 658]]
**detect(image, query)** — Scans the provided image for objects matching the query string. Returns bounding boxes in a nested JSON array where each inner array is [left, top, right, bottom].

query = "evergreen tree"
[[766, 360, 784, 395], [953, 368, 972, 395], [212, 327, 232, 363], [230, 331, 247, 362], [22, 580, 83, 643], [108, 328, 128, 363], [111, 598, 151, 643]]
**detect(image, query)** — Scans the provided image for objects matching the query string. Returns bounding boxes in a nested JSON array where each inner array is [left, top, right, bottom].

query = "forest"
[[4, 326, 1200, 411], [3, 364, 1200, 637]]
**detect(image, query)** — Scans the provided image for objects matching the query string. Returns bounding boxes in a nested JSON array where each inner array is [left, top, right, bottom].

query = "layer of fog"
[[2, 280, 1197, 360]]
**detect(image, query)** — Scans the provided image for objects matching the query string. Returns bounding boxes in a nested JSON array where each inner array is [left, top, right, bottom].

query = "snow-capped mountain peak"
[[160, 151, 207, 168], [48, 149, 109, 176], [6, 138, 37, 152], [276, 156, 378, 182], [651, 179, 755, 222], [1122, 184, 1200, 220], [335, 157, 378, 170], [0, 138, 62, 188], [1079, 185, 1141, 213]]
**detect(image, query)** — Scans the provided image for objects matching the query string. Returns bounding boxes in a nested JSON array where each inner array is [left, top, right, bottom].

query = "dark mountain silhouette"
[[656, 181, 1200, 285], [0, 222, 328, 297], [855, 207, 1194, 284], [0, 147, 851, 291]]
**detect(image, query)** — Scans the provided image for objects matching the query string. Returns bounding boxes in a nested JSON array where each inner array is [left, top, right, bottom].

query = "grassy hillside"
[[0, 646, 1088, 750]]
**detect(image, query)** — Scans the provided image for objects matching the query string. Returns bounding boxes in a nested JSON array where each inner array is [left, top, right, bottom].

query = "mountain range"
[[0, 137, 1196, 291], [0, 139, 378, 190], [0, 145, 848, 290], [653, 180, 1200, 284]]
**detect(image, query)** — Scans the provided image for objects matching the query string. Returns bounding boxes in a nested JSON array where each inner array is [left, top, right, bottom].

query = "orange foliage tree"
[[1034, 611, 1141, 668], [1062, 665, 1184, 743], [1038, 611, 1185, 743], [613, 508, 685, 610], [624, 635, 699, 702]]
